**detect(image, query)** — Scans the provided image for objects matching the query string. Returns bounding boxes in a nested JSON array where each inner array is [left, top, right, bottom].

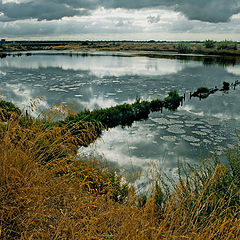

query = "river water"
[[1, 52, 240, 185]]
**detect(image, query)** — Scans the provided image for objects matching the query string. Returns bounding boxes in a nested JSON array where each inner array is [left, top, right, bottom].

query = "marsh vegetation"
[[0, 99, 240, 239]]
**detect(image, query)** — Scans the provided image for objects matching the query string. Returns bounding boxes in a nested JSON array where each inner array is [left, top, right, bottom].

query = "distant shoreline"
[[1, 41, 240, 57]]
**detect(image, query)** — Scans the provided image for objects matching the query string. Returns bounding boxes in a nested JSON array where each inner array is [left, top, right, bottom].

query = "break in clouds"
[[0, 0, 240, 23]]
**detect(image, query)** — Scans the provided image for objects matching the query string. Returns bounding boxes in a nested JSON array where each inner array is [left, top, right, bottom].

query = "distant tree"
[[204, 40, 216, 48]]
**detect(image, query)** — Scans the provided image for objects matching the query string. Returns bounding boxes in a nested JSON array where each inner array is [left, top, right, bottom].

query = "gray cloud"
[[147, 15, 161, 24], [175, 0, 240, 23], [0, 0, 240, 23], [0, 0, 89, 21], [104, 0, 240, 22]]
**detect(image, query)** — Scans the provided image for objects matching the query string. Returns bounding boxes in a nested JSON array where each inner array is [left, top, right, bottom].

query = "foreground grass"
[[1, 102, 240, 239]]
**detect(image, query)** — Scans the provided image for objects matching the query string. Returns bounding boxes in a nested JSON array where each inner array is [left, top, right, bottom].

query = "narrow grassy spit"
[[1, 98, 240, 239], [65, 90, 182, 130]]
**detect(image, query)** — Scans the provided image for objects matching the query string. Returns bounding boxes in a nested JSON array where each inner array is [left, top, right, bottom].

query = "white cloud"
[[0, 7, 240, 40]]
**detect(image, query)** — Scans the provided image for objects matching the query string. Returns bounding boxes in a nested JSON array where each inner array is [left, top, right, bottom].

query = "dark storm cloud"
[[0, 0, 239, 22], [104, 0, 240, 22], [175, 0, 240, 23], [0, 0, 89, 21]]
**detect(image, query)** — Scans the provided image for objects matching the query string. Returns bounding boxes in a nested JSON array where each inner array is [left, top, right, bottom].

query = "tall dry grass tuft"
[[0, 103, 240, 239], [0, 108, 129, 239]]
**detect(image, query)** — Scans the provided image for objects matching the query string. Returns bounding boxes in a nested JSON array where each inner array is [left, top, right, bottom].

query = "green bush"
[[196, 43, 203, 52], [217, 40, 237, 50], [204, 40, 216, 48], [176, 42, 191, 53], [164, 90, 182, 110], [196, 87, 210, 94]]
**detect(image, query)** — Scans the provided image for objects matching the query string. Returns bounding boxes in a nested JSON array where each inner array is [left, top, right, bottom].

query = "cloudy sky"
[[0, 0, 240, 41]]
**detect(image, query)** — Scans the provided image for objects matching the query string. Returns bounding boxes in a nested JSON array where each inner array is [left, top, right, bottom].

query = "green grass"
[[65, 90, 182, 131]]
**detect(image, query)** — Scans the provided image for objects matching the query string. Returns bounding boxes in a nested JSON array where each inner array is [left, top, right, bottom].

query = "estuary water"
[[1, 52, 240, 184]]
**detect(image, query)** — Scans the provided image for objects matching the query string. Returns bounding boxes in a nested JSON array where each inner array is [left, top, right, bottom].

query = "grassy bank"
[[1, 99, 240, 239]]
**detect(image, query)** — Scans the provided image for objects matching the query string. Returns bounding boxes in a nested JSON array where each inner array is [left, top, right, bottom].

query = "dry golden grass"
[[0, 107, 240, 239]]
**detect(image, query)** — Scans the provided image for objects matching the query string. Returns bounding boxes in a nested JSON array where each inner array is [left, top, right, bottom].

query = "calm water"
[[1, 52, 240, 183]]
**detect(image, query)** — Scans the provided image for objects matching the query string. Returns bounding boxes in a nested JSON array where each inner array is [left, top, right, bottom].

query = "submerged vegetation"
[[190, 80, 239, 100], [1, 97, 240, 239]]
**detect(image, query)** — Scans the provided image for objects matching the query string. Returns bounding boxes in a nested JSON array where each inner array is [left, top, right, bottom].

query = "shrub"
[[217, 40, 238, 50], [196, 87, 210, 94], [176, 42, 191, 53], [222, 81, 230, 91], [195, 43, 203, 52], [164, 90, 182, 110], [150, 99, 163, 112], [204, 39, 216, 48]]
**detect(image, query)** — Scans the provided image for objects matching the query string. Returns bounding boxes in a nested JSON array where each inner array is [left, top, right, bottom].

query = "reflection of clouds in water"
[[87, 125, 156, 169], [0, 54, 200, 77], [0, 70, 6, 76], [212, 113, 240, 121], [180, 105, 204, 116], [181, 96, 240, 121], [77, 95, 118, 110], [74, 87, 134, 110], [5, 83, 33, 107], [79, 120, 201, 189], [82, 120, 199, 173], [226, 66, 240, 76], [3, 83, 48, 117]]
